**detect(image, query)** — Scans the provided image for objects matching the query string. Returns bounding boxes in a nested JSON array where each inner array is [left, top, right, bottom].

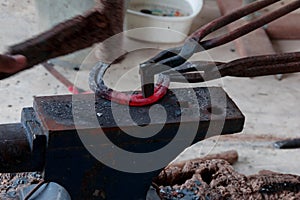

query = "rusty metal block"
[[0, 87, 244, 199], [31, 87, 244, 199]]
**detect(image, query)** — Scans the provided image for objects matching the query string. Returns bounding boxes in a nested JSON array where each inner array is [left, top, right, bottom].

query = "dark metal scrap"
[[274, 138, 300, 149]]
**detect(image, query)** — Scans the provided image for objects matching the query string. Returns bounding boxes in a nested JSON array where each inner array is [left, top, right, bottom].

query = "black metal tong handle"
[[165, 52, 300, 83], [140, 0, 300, 97]]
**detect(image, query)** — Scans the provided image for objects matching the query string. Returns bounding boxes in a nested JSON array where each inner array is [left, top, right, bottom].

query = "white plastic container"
[[125, 0, 204, 43]]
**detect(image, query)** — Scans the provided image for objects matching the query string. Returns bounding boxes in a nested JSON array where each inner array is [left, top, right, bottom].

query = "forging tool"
[[90, 0, 300, 106], [0, 0, 126, 80], [137, 0, 300, 98]]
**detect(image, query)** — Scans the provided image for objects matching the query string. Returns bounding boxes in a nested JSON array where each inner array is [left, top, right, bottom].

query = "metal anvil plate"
[[29, 87, 244, 199]]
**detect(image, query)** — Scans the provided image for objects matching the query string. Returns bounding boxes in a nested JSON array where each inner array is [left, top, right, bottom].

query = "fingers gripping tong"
[[139, 0, 300, 98]]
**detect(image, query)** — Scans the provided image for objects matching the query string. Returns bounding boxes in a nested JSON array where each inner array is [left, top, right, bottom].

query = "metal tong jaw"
[[140, 0, 300, 98]]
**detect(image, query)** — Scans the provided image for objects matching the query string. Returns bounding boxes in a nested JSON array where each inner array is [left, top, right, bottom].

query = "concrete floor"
[[0, 0, 299, 176]]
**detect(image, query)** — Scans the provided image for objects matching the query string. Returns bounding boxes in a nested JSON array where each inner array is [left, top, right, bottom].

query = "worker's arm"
[[0, 54, 27, 74]]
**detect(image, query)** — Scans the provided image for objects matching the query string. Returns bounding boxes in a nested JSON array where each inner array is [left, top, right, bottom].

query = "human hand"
[[0, 54, 27, 74]]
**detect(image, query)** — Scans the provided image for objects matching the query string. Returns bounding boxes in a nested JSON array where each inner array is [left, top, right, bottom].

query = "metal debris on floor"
[[0, 172, 42, 200]]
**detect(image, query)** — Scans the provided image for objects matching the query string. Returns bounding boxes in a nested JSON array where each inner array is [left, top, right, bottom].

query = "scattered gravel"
[[0, 172, 42, 200]]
